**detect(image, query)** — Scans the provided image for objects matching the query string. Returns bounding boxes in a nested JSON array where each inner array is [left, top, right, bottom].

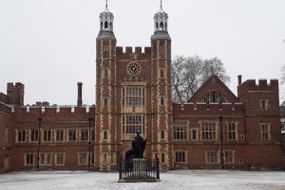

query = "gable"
[[188, 75, 239, 103]]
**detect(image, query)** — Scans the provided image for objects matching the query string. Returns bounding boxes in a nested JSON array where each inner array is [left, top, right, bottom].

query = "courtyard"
[[0, 170, 285, 190]]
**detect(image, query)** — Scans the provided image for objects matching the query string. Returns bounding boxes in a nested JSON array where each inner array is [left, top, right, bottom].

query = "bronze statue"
[[125, 130, 147, 160]]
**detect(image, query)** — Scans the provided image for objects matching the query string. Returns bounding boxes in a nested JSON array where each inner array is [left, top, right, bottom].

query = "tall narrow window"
[[227, 122, 237, 140], [160, 22, 163, 30], [104, 21, 108, 29], [260, 123, 270, 141], [25, 153, 34, 165], [46, 153, 52, 165], [191, 129, 198, 141], [81, 129, 89, 141], [68, 129, 77, 141], [104, 68, 108, 79], [260, 99, 269, 111], [91, 129, 95, 141], [55, 153, 65, 165], [43, 129, 52, 142], [161, 130, 165, 140], [18, 129, 26, 142], [161, 153, 165, 163], [56, 129, 64, 142], [39, 153, 45, 165], [201, 122, 216, 140], [160, 69, 164, 78], [30, 129, 39, 142], [104, 131, 108, 140], [160, 97, 164, 106], [104, 98, 108, 107]]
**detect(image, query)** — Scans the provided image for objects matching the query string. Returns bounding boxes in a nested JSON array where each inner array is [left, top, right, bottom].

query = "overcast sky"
[[0, 0, 285, 105]]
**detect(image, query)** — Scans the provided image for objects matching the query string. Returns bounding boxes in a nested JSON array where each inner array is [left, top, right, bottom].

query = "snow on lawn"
[[0, 170, 285, 190]]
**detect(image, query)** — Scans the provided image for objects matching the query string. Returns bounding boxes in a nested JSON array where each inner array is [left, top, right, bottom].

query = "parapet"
[[116, 46, 151, 60], [239, 79, 279, 91], [14, 105, 95, 118], [7, 82, 24, 92]]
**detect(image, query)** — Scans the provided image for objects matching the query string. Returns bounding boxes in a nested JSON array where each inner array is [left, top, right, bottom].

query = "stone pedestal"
[[132, 158, 147, 177]]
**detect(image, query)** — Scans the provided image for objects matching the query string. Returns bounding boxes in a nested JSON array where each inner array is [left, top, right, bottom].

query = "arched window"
[[156, 22, 159, 29], [110, 22, 112, 28], [104, 21, 108, 29], [160, 22, 164, 30], [165, 22, 167, 30], [203, 91, 227, 103], [100, 22, 103, 30]]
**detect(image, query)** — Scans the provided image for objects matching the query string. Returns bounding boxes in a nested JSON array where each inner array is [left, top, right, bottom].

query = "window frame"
[[122, 86, 145, 107], [226, 122, 238, 141], [200, 121, 217, 141], [68, 129, 77, 142], [205, 150, 219, 164], [175, 151, 187, 164], [260, 122, 271, 141], [173, 121, 188, 141]]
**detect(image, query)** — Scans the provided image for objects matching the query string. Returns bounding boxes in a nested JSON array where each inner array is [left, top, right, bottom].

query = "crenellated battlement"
[[7, 82, 24, 92], [239, 79, 278, 91], [116, 46, 151, 59]]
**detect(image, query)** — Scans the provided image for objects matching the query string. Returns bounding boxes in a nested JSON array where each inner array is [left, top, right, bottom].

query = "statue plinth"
[[132, 158, 147, 177]]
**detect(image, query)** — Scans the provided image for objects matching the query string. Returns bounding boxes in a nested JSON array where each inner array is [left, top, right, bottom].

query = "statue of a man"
[[132, 130, 147, 158]]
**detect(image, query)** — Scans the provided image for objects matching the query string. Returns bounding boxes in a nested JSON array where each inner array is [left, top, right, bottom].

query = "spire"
[[160, 0, 163, 10], [105, 0, 108, 9], [98, 0, 115, 38]]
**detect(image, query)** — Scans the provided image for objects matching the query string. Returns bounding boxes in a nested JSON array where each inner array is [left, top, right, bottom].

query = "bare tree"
[[172, 55, 230, 103], [282, 65, 285, 85]]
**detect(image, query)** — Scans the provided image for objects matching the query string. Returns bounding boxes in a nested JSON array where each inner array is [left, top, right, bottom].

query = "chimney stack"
[[77, 82, 83, 106], [238, 75, 242, 86]]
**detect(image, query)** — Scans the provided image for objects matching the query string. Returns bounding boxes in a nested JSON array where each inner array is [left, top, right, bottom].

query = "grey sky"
[[0, 0, 285, 105]]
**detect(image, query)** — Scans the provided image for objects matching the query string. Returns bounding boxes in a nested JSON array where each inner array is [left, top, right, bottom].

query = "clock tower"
[[95, 1, 173, 171]]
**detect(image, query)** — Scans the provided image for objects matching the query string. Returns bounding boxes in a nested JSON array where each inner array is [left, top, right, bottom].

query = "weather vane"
[[106, 0, 108, 9], [160, 0, 163, 9]]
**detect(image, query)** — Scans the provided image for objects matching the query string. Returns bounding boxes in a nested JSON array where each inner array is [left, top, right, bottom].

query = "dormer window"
[[203, 91, 227, 103]]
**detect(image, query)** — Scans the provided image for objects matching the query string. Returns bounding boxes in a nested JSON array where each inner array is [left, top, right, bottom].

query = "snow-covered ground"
[[0, 170, 285, 190]]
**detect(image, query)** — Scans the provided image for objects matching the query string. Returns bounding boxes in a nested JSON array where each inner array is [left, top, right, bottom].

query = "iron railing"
[[118, 158, 160, 182]]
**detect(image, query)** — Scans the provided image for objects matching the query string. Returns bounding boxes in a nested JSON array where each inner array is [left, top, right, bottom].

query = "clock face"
[[126, 62, 141, 76]]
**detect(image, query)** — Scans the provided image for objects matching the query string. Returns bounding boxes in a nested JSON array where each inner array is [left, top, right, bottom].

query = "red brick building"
[[0, 3, 285, 173]]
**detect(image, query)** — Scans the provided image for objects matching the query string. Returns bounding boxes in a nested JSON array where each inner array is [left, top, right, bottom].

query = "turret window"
[[104, 21, 108, 29], [160, 22, 163, 30]]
